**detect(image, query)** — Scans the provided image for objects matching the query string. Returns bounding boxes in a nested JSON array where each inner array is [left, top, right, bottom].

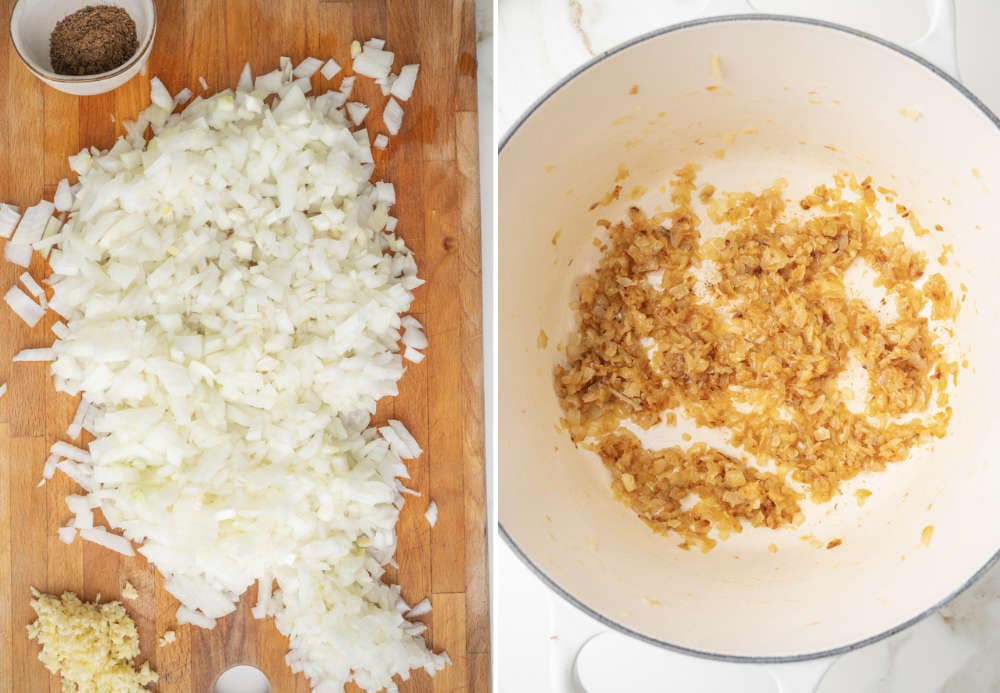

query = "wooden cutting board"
[[0, 0, 488, 691]]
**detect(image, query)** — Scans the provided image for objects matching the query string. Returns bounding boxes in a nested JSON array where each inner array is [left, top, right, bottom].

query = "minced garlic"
[[158, 630, 176, 647], [26, 589, 157, 692], [120, 580, 138, 600]]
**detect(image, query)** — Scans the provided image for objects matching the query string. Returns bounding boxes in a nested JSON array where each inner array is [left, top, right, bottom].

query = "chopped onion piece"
[[424, 501, 438, 528], [390, 65, 419, 101], [293, 57, 323, 79], [350, 40, 362, 58], [388, 419, 422, 458], [176, 606, 216, 629], [0, 203, 20, 238], [384, 98, 404, 135], [67, 398, 90, 439], [40, 453, 59, 483], [57, 526, 76, 544], [255, 70, 284, 94], [365, 38, 386, 50], [54, 179, 74, 212], [198, 76, 209, 91], [13, 348, 55, 362], [80, 527, 134, 556], [320, 58, 341, 80], [339, 76, 356, 98], [5, 286, 44, 326], [12, 200, 53, 245], [404, 346, 424, 364], [374, 134, 389, 150], [237, 62, 253, 92], [19, 272, 44, 298], [374, 181, 395, 206], [353, 45, 394, 81], [0, 383, 6, 398], [55, 460, 92, 491], [346, 102, 369, 126], [5, 242, 32, 267], [174, 87, 193, 105], [149, 77, 174, 110], [406, 598, 431, 618], [51, 441, 91, 464]]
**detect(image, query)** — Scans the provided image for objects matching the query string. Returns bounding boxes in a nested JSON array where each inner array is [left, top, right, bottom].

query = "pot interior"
[[499, 17, 1000, 658]]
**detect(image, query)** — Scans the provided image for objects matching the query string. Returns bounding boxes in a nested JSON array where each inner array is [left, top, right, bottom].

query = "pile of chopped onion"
[[41, 50, 440, 692]]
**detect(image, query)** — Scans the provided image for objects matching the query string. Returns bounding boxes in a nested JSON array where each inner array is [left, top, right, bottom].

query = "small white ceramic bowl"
[[10, 0, 157, 96]]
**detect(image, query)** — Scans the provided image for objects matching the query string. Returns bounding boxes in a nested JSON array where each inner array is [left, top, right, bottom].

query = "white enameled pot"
[[499, 1, 1000, 690]]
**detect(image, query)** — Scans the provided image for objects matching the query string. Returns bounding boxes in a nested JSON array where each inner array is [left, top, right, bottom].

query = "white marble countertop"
[[494, 1, 1000, 691]]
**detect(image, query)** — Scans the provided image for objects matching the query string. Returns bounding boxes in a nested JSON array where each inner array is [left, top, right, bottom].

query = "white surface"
[[496, 1, 1000, 691]]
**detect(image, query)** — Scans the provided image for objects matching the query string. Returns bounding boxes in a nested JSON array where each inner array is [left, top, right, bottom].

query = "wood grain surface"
[[0, 0, 488, 691]]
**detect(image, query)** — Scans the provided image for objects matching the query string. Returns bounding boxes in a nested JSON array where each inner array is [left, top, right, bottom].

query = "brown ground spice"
[[50, 5, 138, 76]]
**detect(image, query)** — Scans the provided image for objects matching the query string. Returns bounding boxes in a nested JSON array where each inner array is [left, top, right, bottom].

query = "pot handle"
[[908, 0, 960, 80], [699, 0, 960, 81]]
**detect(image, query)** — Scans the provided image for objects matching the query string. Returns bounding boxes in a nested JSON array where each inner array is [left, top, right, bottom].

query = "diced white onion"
[[0, 203, 20, 238], [293, 57, 323, 79], [57, 526, 77, 544], [388, 419, 422, 458], [320, 58, 341, 80], [150, 77, 174, 110], [68, 398, 90, 439], [174, 87, 193, 105], [13, 348, 55, 362], [384, 98, 404, 135], [55, 460, 93, 491], [237, 63, 253, 93], [390, 65, 419, 101], [12, 200, 53, 245], [255, 69, 284, 94], [176, 606, 217, 629], [339, 76, 356, 98], [353, 45, 395, 81], [41, 453, 59, 482], [4, 242, 32, 267], [374, 181, 395, 206], [405, 598, 431, 618], [198, 76, 209, 91], [404, 346, 424, 364], [40, 56, 442, 693], [54, 180, 74, 212], [51, 441, 91, 464], [346, 102, 369, 126], [80, 527, 135, 556], [5, 286, 44, 326], [374, 134, 389, 150], [424, 501, 438, 528], [19, 272, 44, 298]]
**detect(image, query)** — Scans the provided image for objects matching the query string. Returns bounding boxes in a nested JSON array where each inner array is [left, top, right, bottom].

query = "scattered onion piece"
[[320, 58, 341, 80], [5, 286, 44, 327], [384, 98, 404, 135]]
